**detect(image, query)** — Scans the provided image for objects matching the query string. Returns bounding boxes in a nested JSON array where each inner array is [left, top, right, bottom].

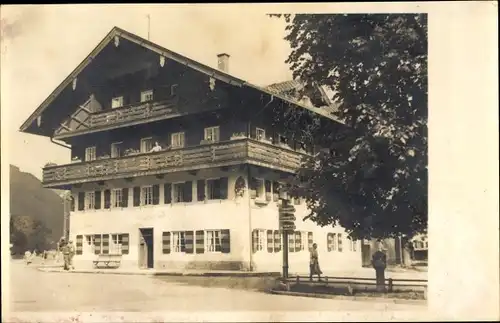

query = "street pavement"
[[6, 260, 426, 313]]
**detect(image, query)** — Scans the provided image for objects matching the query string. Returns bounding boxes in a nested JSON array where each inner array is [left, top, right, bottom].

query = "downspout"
[[246, 93, 274, 272]]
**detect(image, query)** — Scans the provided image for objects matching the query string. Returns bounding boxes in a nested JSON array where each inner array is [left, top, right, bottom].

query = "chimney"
[[217, 53, 230, 73]]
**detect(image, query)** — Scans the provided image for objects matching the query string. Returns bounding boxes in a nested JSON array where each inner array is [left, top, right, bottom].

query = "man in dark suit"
[[372, 243, 387, 292]]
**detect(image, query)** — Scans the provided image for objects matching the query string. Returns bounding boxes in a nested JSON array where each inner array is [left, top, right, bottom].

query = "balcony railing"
[[89, 98, 179, 129], [42, 138, 310, 187]]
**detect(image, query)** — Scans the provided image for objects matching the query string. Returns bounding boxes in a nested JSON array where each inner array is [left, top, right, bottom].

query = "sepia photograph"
[[1, 3, 498, 322]]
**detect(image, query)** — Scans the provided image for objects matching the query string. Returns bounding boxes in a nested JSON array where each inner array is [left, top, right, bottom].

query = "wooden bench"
[[93, 254, 122, 269]]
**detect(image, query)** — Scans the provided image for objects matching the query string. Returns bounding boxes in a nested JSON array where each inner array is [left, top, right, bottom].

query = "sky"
[[1, 4, 294, 179]]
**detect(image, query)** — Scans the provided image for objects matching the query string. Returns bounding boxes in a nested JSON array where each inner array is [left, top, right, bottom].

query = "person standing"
[[309, 243, 323, 281], [68, 240, 76, 270], [372, 243, 387, 292], [59, 238, 70, 270]]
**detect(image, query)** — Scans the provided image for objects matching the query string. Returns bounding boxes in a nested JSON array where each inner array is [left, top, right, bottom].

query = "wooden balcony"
[[54, 97, 183, 139], [42, 138, 310, 188]]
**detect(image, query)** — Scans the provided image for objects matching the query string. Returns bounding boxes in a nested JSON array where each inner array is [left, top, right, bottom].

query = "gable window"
[[205, 230, 222, 253], [85, 192, 96, 210], [140, 138, 153, 153], [172, 231, 186, 253], [141, 186, 153, 205], [111, 96, 124, 109], [140, 90, 154, 103], [204, 126, 220, 143], [110, 142, 122, 158], [256, 128, 266, 141], [171, 132, 185, 148], [85, 147, 96, 162], [112, 189, 123, 208]]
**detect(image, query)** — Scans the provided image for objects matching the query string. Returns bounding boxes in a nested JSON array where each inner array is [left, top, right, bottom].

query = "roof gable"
[[20, 27, 342, 135]]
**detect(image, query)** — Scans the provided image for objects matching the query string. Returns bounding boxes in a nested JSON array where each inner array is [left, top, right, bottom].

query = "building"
[[19, 27, 362, 272]]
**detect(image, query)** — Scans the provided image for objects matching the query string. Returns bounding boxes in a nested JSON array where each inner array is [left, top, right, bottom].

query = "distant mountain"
[[10, 165, 65, 253]]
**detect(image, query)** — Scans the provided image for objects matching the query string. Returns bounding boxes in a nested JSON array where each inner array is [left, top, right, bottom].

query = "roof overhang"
[[19, 26, 342, 137]]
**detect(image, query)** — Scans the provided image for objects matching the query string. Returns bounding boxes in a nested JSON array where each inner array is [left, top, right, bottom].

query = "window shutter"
[[273, 230, 281, 252], [252, 229, 258, 253], [122, 188, 129, 207], [308, 232, 313, 251], [70, 196, 75, 212], [94, 234, 102, 255], [273, 182, 280, 202], [221, 229, 230, 254], [220, 177, 228, 200], [338, 234, 343, 252], [197, 180, 205, 202], [249, 177, 257, 199], [195, 230, 204, 254], [162, 232, 171, 254], [78, 192, 85, 210], [185, 231, 194, 254], [153, 184, 160, 205], [133, 187, 141, 206], [76, 235, 83, 255], [94, 191, 101, 209], [164, 183, 172, 204], [102, 234, 109, 254], [266, 230, 274, 253], [184, 181, 193, 202], [289, 233, 295, 253], [104, 190, 111, 209], [121, 234, 129, 254], [327, 233, 332, 252], [265, 180, 272, 201]]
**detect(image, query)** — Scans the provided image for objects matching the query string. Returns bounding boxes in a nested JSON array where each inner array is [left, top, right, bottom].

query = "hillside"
[[10, 165, 65, 253]]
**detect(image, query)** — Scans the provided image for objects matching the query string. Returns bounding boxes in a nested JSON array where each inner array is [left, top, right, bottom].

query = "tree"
[[270, 14, 427, 241]]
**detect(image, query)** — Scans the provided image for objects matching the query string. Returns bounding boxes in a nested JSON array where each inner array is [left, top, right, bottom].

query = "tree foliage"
[[270, 14, 428, 240]]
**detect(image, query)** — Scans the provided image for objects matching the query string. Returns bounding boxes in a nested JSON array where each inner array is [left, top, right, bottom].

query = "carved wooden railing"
[[88, 97, 179, 129], [42, 139, 310, 186]]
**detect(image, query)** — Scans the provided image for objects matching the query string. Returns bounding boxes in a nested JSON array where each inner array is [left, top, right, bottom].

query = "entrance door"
[[139, 228, 154, 269]]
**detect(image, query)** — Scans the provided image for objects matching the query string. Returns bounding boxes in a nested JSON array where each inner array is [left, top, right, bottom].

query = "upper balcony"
[[54, 96, 186, 140], [42, 138, 311, 188]]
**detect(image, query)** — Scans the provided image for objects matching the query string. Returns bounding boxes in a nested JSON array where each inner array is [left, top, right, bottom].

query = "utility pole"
[[278, 188, 296, 279], [60, 191, 71, 241]]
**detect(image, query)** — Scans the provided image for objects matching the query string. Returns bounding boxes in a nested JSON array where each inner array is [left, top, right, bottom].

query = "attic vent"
[[159, 55, 166, 67], [37, 116, 42, 127], [114, 36, 120, 47]]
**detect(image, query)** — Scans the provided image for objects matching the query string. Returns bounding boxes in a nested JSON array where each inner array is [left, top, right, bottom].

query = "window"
[[252, 229, 265, 252], [171, 132, 185, 148], [85, 192, 96, 210], [327, 233, 337, 252], [256, 128, 266, 141], [112, 189, 123, 208], [141, 186, 153, 205], [173, 183, 185, 203], [206, 177, 228, 200], [111, 96, 124, 109], [288, 234, 295, 253], [350, 239, 357, 252], [252, 178, 265, 199], [111, 142, 122, 158], [140, 90, 154, 102], [85, 147, 96, 162], [86, 235, 95, 246], [205, 230, 222, 252], [172, 231, 186, 253], [295, 231, 303, 251], [338, 234, 343, 252], [140, 138, 153, 153], [110, 234, 123, 254], [170, 84, 178, 96], [204, 126, 220, 143]]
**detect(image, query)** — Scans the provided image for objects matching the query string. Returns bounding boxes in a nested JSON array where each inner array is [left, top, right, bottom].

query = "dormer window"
[[141, 90, 154, 103], [111, 96, 124, 109]]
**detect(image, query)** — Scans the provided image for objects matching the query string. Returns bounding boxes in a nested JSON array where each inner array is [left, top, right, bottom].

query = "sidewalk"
[[290, 267, 427, 281]]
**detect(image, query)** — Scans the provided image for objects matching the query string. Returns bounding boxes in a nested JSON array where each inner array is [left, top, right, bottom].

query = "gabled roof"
[[19, 26, 341, 134]]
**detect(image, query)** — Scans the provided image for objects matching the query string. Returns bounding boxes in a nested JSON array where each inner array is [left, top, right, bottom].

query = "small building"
[[19, 27, 362, 272]]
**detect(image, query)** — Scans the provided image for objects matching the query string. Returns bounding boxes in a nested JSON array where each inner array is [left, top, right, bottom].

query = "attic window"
[[140, 90, 154, 103], [111, 96, 124, 109]]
